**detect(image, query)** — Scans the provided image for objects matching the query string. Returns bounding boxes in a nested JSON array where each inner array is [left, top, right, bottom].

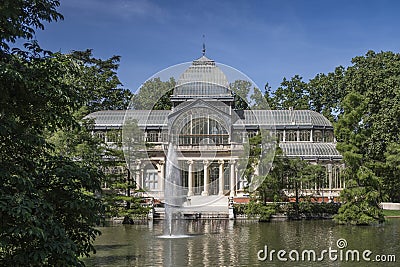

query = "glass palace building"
[[86, 54, 343, 202]]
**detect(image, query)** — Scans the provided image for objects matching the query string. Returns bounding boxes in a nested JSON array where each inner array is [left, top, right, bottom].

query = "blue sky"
[[35, 0, 400, 93]]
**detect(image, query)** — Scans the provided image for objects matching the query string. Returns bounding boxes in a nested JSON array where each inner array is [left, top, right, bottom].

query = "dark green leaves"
[[0, 0, 63, 50]]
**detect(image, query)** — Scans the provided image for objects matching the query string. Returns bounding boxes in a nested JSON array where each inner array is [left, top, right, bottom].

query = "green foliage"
[[241, 133, 262, 181], [236, 201, 339, 221], [331, 51, 400, 223], [266, 75, 309, 110], [256, 146, 285, 203], [252, 142, 324, 205], [250, 86, 269, 109], [101, 121, 150, 219], [308, 66, 346, 121], [0, 0, 63, 50], [230, 80, 251, 110], [267, 50, 400, 223], [334, 167, 385, 225], [383, 143, 400, 201], [103, 192, 150, 218], [283, 157, 309, 204], [130, 77, 175, 110], [241, 201, 277, 222], [0, 47, 104, 265], [0, 2, 137, 264], [70, 50, 133, 114]]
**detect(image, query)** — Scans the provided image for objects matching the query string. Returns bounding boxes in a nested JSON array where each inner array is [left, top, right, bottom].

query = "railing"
[[144, 143, 245, 151]]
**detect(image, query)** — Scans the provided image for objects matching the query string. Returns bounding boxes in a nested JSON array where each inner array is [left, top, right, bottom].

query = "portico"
[[136, 158, 238, 198]]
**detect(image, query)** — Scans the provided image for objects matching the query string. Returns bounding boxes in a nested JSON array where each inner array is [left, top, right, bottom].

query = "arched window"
[[276, 131, 284, 142], [107, 130, 122, 143], [299, 130, 311, 142], [95, 131, 106, 142], [286, 130, 297, 142], [179, 117, 228, 145], [325, 131, 334, 142], [313, 130, 323, 142], [146, 131, 160, 142]]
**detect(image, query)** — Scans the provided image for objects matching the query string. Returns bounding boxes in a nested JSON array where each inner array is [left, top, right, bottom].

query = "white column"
[[328, 163, 333, 202], [229, 160, 236, 197], [202, 160, 209, 196], [218, 160, 224, 196], [140, 168, 144, 190], [135, 160, 141, 189], [158, 160, 165, 193], [187, 160, 194, 196]]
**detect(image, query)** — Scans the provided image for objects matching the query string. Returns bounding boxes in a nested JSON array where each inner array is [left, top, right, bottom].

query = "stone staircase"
[[154, 195, 229, 219]]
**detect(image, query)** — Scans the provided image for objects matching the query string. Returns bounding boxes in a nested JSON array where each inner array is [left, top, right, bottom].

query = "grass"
[[383, 210, 400, 217]]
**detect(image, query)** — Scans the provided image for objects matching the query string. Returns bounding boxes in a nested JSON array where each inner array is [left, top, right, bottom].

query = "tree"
[[263, 82, 277, 110], [0, 46, 105, 266], [130, 77, 175, 110], [334, 167, 385, 225], [285, 157, 309, 204], [301, 164, 326, 197], [334, 91, 385, 224], [308, 66, 346, 122], [267, 75, 310, 110], [70, 49, 133, 114], [230, 80, 251, 110], [0, 1, 120, 265], [256, 146, 286, 203], [0, 0, 63, 50], [266, 50, 400, 223], [383, 143, 400, 202], [300, 50, 400, 224], [250, 86, 269, 110], [101, 120, 150, 221]]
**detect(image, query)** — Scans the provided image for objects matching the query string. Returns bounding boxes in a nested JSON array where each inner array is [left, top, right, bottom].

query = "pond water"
[[84, 219, 400, 267]]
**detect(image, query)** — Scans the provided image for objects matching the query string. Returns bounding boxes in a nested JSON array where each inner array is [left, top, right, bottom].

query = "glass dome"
[[173, 55, 231, 97]]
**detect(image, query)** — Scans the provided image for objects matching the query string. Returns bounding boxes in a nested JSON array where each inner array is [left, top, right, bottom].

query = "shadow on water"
[[85, 255, 142, 267], [92, 244, 130, 250]]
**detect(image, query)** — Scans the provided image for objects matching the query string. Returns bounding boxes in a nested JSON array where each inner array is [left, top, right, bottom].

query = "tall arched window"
[[286, 130, 297, 142], [313, 130, 323, 142], [95, 131, 106, 142], [277, 131, 284, 142], [325, 131, 334, 142], [179, 117, 228, 145], [299, 130, 311, 142]]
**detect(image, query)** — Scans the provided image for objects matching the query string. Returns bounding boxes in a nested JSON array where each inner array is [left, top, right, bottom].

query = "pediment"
[[168, 99, 232, 122]]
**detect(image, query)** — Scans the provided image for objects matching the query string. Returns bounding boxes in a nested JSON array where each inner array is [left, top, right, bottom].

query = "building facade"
[[86, 54, 343, 202]]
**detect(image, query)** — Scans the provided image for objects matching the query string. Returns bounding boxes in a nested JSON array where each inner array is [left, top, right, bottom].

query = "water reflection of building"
[[86, 53, 343, 202]]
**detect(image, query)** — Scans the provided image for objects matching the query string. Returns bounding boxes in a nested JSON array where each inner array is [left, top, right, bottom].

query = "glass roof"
[[125, 110, 169, 126], [85, 110, 169, 127], [242, 110, 332, 127], [85, 109, 333, 128], [85, 110, 126, 127], [279, 142, 342, 159]]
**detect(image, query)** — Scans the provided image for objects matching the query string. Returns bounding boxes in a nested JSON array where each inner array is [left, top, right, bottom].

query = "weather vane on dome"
[[202, 34, 206, 56]]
